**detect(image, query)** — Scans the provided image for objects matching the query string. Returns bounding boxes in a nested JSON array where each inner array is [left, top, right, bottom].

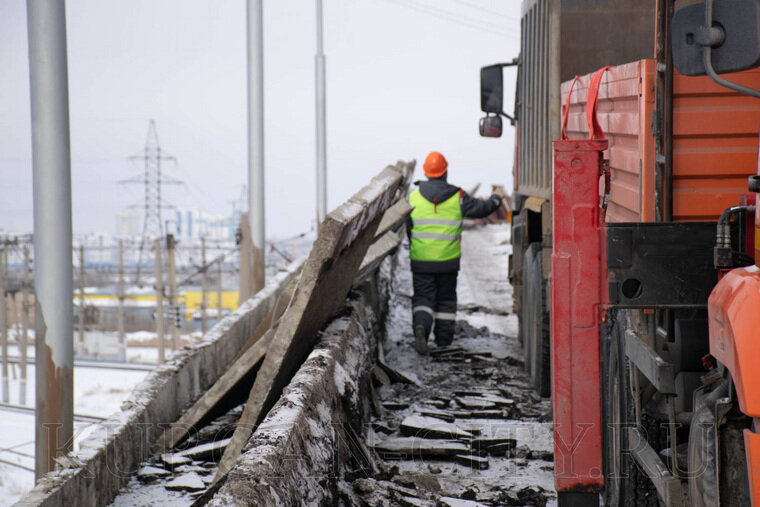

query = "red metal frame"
[[551, 137, 607, 494]]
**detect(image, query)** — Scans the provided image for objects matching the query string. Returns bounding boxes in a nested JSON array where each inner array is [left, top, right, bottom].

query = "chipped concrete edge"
[[15, 259, 305, 507], [207, 253, 397, 507]]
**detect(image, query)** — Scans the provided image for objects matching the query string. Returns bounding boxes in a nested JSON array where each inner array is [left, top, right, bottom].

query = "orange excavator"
[[478, 0, 760, 505]]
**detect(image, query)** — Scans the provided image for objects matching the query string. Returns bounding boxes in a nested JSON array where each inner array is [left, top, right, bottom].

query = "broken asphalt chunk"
[[136, 465, 170, 483], [418, 408, 456, 423], [454, 453, 489, 470], [373, 437, 470, 459], [400, 415, 474, 440], [164, 472, 206, 492]]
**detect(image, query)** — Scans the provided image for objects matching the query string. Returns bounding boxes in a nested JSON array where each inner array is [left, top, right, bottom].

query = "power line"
[[384, 0, 512, 36], [380, 0, 518, 39], [445, 0, 520, 21]]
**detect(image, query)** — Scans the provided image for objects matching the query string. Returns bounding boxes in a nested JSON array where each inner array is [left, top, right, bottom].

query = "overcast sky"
[[0, 0, 520, 240]]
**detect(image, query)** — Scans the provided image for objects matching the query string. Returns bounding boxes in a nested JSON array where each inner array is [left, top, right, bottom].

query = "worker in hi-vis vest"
[[406, 151, 502, 355]]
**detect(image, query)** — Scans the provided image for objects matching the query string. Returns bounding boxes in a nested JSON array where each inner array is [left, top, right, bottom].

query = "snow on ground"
[[0, 364, 150, 506]]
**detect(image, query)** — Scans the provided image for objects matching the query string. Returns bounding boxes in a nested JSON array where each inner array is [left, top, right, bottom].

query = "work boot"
[[413, 325, 429, 355], [435, 337, 453, 348]]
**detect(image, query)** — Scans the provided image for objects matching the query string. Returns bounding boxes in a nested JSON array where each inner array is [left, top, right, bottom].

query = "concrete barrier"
[[207, 254, 397, 506], [15, 260, 304, 507]]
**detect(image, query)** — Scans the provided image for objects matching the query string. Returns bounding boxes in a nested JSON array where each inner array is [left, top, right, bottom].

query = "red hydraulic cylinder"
[[551, 138, 607, 494]]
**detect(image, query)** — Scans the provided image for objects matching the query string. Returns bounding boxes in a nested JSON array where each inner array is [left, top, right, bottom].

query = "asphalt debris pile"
[[111, 405, 243, 505], [338, 322, 554, 506], [339, 228, 556, 506]]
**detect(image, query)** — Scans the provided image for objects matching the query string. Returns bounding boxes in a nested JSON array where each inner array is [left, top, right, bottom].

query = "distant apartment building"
[[174, 208, 233, 241], [115, 213, 141, 237]]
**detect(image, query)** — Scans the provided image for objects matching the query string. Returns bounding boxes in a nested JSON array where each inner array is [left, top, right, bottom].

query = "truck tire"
[[603, 311, 660, 507], [688, 378, 751, 507], [523, 243, 550, 397], [520, 254, 531, 371]]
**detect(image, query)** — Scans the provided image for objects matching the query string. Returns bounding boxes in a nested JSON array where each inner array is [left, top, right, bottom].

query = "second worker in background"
[[407, 151, 503, 355]]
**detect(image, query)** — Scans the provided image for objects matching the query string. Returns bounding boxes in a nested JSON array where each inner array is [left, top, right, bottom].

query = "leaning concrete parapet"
[[208, 257, 393, 506], [15, 259, 304, 507]]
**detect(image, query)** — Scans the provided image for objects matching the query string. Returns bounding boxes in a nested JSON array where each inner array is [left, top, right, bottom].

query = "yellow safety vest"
[[409, 189, 463, 262]]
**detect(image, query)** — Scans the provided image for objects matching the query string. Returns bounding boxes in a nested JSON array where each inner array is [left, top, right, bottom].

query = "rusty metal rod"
[[27, 0, 75, 478], [1, 248, 8, 403], [247, 0, 266, 295]]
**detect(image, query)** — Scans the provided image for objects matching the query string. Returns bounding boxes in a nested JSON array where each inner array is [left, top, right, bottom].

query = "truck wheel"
[[520, 246, 532, 368], [688, 378, 751, 507], [603, 312, 659, 507], [523, 243, 550, 397]]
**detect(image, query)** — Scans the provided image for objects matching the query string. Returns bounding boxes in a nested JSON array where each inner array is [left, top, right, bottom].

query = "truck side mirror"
[[479, 115, 503, 138], [672, 0, 760, 76], [480, 64, 504, 114]]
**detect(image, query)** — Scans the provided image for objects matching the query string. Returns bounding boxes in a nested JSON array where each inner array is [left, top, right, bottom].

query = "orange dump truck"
[[478, 1, 760, 506]]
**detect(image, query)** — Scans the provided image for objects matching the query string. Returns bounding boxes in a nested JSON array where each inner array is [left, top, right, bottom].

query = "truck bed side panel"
[[560, 60, 657, 222]]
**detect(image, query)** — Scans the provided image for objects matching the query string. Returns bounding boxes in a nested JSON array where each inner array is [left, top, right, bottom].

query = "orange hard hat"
[[423, 151, 448, 178]]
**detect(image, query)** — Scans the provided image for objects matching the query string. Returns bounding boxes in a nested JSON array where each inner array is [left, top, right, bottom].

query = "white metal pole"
[[118, 241, 125, 361], [27, 0, 75, 478], [21, 244, 30, 405], [315, 0, 327, 225], [78, 244, 85, 355], [247, 0, 266, 294], [155, 239, 165, 364], [1, 248, 8, 404]]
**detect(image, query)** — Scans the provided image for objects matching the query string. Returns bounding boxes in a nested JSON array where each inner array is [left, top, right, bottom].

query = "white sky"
[[0, 0, 520, 240]]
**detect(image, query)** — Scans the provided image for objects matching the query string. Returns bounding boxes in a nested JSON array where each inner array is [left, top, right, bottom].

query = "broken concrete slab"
[[470, 437, 517, 455], [455, 397, 499, 410], [480, 394, 515, 407], [453, 389, 503, 397], [372, 365, 391, 386], [373, 437, 470, 459], [448, 410, 505, 419], [400, 415, 474, 440], [454, 453, 489, 470], [374, 198, 413, 239], [418, 408, 455, 423], [173, 464, 211, 475], [377, 358, 420, 385], [207, 247, 401, 505], [382, 401, 411, 411], [174, 437, 231, 462], [428, 398, 452, 409], [216, 164, 404, 480], [136, 465, 171, 483], [438, 497, 488, 507], [165, 472, 206, 492], [354, 230, 401, 286], [160, 453, 192, 468], [479, 442, 513, 456], [155, 328, 274, 452], [372, 421, 396, 435]]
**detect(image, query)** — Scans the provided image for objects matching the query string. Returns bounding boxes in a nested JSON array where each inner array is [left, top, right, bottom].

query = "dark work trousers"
[[412, 271, 458, 346]]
